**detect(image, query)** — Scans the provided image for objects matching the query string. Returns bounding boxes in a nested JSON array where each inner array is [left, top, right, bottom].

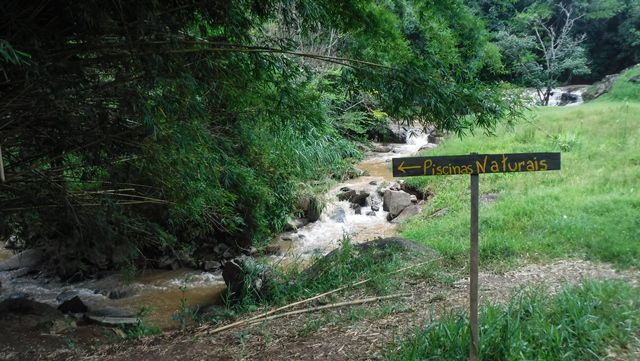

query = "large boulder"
[[4, 235, 25, 250], [337, 189, 356, 201], [583, 74, 619, 101], [558, 92, 579, 106], [57, 296, 88, 314], [0, 298, 61, 317], [222, 256, 272, 303], [350, 191, 369, 207], [383, 190, 412, 218], [389, 204, 422, 223], [337, 188, 369, 207], [0, 248, 45, 271]]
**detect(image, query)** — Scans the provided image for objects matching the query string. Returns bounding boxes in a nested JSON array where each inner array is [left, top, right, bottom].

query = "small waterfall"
[[524, 86, 588, 107]]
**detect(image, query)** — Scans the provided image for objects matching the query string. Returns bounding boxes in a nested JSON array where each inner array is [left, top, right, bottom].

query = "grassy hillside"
[[400, 67, 640, 269], [600, 64, 640, 102]]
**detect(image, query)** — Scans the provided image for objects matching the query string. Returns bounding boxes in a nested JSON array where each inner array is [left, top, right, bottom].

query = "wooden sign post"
[[392, 152, 560, 361]]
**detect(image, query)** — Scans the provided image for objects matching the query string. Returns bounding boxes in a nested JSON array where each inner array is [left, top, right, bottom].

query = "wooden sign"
[[392, 152, 560, 177], [391, 151, 560, 361]]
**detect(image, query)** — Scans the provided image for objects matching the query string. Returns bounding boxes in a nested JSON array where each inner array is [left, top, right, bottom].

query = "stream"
[[0, 128, 433, 330]]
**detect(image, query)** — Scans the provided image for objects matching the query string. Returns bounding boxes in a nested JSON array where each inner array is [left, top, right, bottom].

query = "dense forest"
[[0, 0, 637, 278]]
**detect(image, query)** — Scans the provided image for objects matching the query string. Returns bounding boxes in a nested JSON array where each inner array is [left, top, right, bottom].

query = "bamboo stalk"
[[0, 145, 4, 182], [200, 257, 441, 335], [246, 293, 412, 325]]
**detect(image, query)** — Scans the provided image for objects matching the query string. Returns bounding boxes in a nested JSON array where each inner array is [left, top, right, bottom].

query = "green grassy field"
[[400, 67, 640, 269]]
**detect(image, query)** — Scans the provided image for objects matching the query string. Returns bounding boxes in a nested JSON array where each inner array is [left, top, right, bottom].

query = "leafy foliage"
[[0, 0, 516, 275], [469, 0, 640, 84]]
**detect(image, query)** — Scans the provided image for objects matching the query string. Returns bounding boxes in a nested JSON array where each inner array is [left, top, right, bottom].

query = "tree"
[[0, 0, 518, 276], [529, 3, 590, 105]]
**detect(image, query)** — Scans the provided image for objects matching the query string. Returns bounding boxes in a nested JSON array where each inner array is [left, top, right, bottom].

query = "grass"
[[388, 280, 640, 361], [400, 70, 640, 269], [590, 64, 640, 102], [228, 237, 441, 314]]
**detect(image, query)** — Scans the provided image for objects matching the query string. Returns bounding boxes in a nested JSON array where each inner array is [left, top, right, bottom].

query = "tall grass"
[[389, 281, 640, 361], [229, 238, 434, 312]]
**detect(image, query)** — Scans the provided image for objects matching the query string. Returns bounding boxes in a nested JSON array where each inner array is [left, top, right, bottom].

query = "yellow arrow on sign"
[[397, 161, 422, 173]]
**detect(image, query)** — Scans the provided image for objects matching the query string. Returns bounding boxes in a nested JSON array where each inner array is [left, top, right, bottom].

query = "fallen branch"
[[246, 293, 412, 325], [200, 257, 442, 335], [0, 145, 5, 183]]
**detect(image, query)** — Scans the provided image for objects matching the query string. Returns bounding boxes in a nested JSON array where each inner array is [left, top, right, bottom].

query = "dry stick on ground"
[[201, 257, 442, 335], [246, 293, 412, 326], [0, 145, 5, 182]]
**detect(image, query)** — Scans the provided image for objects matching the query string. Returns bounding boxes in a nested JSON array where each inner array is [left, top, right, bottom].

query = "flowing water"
[[0, 128, 433, 330], [282, 130, 431, 256], [525, 86, 588, 106]]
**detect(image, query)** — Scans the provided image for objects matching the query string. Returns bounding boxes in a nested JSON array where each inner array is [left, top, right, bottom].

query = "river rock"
[[353, 205, 362, 215], [222, 248, 235, 259], [332, 207, 346, 223], [284, 218, 309, 231], [630, 75, 640, 83], [222, 256, 272, 303], [306, 197, 322, 222], [58, 296, 88, 314], [418, 143, 437, 152], [366, 211, 376, 216], [202, 260, 222, 271], [86, 307, 137, 326], [372, 145, 392, 153], [0, 248, 45, 271], [108, 288, 133, 300], [337, 189, 356, 202], [280, 232, 296, 241], [560, 92, 579, 105], [427, 134, 443, 144], [0, 298, 61, 317], [389, 205, 422, 223], [4, 235, 24, 250], [157, 255, 180, 270], [56, 290, 79, 303], [371, 204, 380, 212], [350, 191, 369, 207], [383, 190, 412, 218], [583, 73, 619, 101]]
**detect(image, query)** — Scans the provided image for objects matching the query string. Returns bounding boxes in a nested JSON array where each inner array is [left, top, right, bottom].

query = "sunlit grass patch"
[[400, 99, 640, 268]]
